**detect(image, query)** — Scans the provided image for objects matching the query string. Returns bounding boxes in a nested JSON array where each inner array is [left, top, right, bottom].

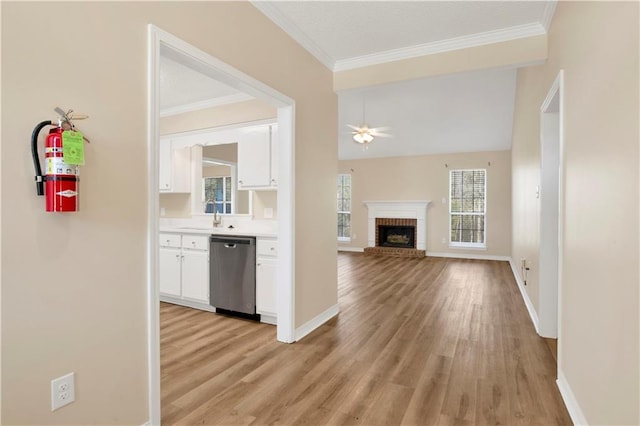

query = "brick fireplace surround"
[[363, 201, 430, 258]]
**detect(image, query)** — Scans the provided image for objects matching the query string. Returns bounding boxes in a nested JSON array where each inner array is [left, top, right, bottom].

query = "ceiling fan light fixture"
[[353, 130, 374, 144]]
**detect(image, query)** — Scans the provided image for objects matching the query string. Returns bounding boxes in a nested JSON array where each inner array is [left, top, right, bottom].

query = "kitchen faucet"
[[206, 198, 222, 227]]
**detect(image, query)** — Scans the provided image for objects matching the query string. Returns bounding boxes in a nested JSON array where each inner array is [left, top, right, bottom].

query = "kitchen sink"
[[176, 226, 212, 230]]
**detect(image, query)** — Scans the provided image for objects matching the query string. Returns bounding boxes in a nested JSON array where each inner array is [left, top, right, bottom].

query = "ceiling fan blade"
[[347, 124, 362, 131], [374, 133, 393, 138], [369, 126, 391, 133]]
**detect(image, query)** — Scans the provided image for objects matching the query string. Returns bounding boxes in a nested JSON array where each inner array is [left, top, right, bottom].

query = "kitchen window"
[[449, 169, 486, 248], [337, 174, 351, 241], [203, 176, 232, 214]]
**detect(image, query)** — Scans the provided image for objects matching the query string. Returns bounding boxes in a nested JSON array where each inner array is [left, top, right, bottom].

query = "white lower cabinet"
[[159, 233, 210, 305], [159, 246, 181, 296], [256, 238, 278, 323], [257, 257, 277, 316], [181, 250, 209, 302]]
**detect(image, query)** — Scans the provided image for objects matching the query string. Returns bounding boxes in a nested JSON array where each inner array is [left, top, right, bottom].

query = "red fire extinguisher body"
[[44, 127, 79, 212]]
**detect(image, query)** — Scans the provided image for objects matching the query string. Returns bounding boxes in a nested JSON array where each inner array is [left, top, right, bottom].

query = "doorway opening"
[[539, 70, 564, 366], [147, 25, 295, 424]]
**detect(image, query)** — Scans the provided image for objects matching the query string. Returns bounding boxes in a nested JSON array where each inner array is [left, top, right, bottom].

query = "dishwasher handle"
[[210, 235, 255, 245]]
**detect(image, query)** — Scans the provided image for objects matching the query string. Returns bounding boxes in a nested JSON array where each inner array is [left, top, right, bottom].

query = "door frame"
[[146, 25, 296, 425], [539, 70, 564, 346]]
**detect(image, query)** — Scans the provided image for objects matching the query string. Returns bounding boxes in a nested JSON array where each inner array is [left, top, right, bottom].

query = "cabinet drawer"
[[257, 239, 278, 257], [182, 235, 209, 251], [159, 233, 181, 248]]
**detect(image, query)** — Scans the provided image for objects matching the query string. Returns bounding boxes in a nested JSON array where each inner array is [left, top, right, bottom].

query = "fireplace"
[[363, 201, 430, 258], [376, 218, 417, 249]]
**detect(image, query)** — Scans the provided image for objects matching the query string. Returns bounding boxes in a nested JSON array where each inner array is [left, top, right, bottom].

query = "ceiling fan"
[[348, 97, 391, 146]]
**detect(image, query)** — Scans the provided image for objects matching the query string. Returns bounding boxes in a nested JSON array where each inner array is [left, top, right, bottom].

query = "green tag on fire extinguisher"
[[62, 130, 85, 165]]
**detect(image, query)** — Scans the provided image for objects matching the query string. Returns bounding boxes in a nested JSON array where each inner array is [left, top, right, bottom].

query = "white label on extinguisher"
[[46, 157, 79, 176], [56, 190, 78, 198]]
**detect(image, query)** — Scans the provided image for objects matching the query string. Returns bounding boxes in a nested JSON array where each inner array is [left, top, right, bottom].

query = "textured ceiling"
[[159, 54, 245, 113], [338, 68, 517, 160], [254, 1, 554, 69]]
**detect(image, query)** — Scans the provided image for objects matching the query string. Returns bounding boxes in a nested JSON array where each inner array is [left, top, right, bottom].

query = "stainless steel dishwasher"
[[209, 235, 256, 316]]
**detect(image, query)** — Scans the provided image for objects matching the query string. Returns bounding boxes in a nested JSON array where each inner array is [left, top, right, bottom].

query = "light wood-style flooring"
[[161, 253, 571, 425]]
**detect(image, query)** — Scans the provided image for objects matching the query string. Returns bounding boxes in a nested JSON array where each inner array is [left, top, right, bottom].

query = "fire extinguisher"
[[31, 108, 89, 212]]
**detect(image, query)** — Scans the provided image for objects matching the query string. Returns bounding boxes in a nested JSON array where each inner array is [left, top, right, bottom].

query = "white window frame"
[[202, 175, 233, 214], [201, 158, 237, 215], [337, 174, 352, 242], [449, 168, 487, 249]]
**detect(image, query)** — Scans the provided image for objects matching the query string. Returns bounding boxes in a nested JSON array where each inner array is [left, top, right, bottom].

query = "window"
[[203, 176, 232, 214], [337, 174, 351, 240], [450, 169, 486, 247]]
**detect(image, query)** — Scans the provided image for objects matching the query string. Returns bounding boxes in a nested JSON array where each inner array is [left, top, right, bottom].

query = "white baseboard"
[[294, 303, 339, 341], [509, 259, 540, 334], [159, 295, 217, 313], [259, 313, 277, 325], [337, 246, 365, 253], [557, 370, 588, 425], [426, 251, 511, 261]]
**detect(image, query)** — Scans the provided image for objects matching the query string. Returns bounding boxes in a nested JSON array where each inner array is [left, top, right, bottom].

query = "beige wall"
[[203, 164, 231, 177], [253, 191, 278, 220], [203, 144, 237, 163], [511, 2, 639, 424], [1, 2, 336, 424], [160, 193, 191, 218], [339, 150, 511, 257], [160, 99, 276, 135]]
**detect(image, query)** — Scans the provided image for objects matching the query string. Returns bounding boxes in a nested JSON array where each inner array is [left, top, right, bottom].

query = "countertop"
[[160, 226, 277, 238]]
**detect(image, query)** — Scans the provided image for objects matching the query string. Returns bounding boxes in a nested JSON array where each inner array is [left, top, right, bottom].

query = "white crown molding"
[[541, 1, 558, 32], [333, 22, 547, 72], [251, 1, 335, 70], [160, 93, 254, 118]]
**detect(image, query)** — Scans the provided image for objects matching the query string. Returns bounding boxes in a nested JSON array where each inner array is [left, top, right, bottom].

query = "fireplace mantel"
[[363, 200, 431, 251]]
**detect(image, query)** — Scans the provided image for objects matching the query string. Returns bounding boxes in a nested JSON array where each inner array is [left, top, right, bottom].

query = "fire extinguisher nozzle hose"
[[31, 120, 53, 196]]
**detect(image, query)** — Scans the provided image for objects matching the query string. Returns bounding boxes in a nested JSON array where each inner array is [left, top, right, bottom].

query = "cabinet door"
[[159, 139, 172, 191], [159, 141, 191, 193], [256, 257, 277, 316], [171, 146, 192, 193], [181, 250, 209, 303], [270, 125, 278, 188], [159, 247, 181, 296], [237, 126, 271, 188]]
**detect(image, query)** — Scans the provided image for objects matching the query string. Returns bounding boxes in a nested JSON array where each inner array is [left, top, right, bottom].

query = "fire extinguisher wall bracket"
[[31, 120, 53, 196]]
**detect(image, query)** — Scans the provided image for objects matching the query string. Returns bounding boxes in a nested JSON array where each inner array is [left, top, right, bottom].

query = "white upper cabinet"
[[237, 124, 278, 190], [159, 137, 191, 193]]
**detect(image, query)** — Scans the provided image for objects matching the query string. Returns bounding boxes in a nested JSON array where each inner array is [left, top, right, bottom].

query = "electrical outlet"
[[352, 233, 356, 240], [51, 372, 75, 411], [441, 237, 446, 244]]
